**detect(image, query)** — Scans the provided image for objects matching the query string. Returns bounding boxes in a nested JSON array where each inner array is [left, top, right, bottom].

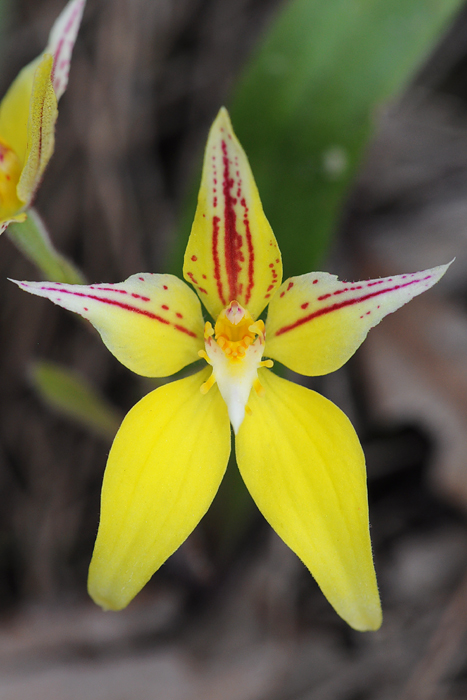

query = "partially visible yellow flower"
[[0, 0, 85, 233], [13, 108, 451, 631]]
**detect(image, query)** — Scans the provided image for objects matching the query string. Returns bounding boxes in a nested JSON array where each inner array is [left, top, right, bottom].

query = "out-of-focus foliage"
[[8, 209, 85, 284], [227, 0, 464, 277], [30, 360, 122, 440]]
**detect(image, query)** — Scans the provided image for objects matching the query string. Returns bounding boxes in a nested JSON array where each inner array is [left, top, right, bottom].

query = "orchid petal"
[[16, 53, 58, 206], [265, 263, 451, 376], [46, 0, 86, 101], [236, 368, 381, 632], [88, 368, 231, 610], [12, 274, 205, 377], [0, 57, 42, 166], [0, 53, 56, 216], [184, 108, 282, 320]]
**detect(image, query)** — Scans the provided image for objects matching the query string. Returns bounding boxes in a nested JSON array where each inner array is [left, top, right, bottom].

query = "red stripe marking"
[[212, 215, 225, 305], [241, 197, 255, 305], [51, 1, 82, 86], [222, 140, 242, 301], [96, 287, 128, 294], [275, 278, 430, 336], [174, 324, 197, 338], [40, 287, 169, 323], [38, 286, 198, 338]]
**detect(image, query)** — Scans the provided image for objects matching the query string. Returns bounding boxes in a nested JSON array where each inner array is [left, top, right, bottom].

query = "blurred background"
[[1, 0, 467, 697]]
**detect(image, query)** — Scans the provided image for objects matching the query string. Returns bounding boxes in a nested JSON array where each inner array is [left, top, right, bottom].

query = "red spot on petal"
[[163, 285, 168, 290], [301, 302, 309, 309], [287, 281, 294, 291], [191, 255, 197, 262], [312, 279, 318, 284], [176, 312, 183, 319], [162, 305, 169, 310]]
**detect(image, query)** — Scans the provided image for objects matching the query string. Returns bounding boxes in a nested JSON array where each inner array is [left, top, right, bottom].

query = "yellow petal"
[[0, 56, 41, 167], [184, 108, 282, 320], [236, 369, 381, 631], [16, 53, 58, 206], [266, 263, 451, 376], [88, 368, 231, 610], [13, 274, 205, 377]]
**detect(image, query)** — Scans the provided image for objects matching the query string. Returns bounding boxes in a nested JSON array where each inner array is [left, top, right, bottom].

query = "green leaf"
[[229, 0, 463, 276], [30, 361, 123, 441], [8, 208, 86, 284]]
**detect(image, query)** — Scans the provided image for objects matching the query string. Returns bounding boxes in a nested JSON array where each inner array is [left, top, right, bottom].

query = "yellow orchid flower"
[[0, 0, 86, 233], [13, 108, 450, 631]]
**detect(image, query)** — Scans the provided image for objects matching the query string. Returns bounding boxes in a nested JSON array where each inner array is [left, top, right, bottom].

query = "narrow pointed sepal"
[[46, 0, 87, 100], [12, 274, 205, 377], [184, 108, 282, 319], [236, 369, 382, 631], [265, 263, 452, 376], [88, 369, 231, 611]]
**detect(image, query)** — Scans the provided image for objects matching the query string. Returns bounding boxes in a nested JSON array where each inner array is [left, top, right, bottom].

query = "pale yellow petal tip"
[[88, 576, 130, 612], [350, 604, 382, 633], [213, 106, 232, 130], [209, 106, 237, 145], [339, 592, 382, 632]]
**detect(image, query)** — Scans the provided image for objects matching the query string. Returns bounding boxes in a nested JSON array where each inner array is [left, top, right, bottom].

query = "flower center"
[[0, 139, 23, 216], [198, 300, 272, 433]]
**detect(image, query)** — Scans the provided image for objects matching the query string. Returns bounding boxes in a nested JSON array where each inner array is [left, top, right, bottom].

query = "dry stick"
[[398, 568, 467, 700]]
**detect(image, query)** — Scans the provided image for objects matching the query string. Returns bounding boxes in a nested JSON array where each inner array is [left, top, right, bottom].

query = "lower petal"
[[88, 368, 231, 611], [236, 369, 381, 631]]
